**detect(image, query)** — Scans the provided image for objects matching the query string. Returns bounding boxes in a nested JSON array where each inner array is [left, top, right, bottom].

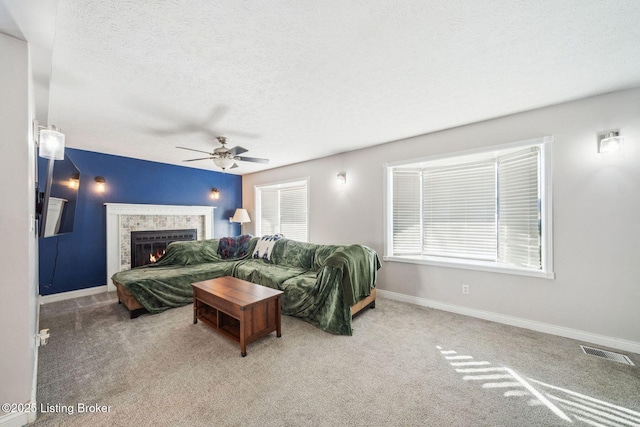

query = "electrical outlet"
[[462, 284, 470, 295], [36, 329, 50, 346]]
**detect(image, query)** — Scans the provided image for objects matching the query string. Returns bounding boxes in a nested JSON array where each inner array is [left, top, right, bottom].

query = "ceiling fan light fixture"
[[213, 157, 235, 170], [178, 136, 268, 170]]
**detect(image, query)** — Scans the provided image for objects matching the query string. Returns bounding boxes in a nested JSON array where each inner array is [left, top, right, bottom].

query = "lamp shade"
[[39, 127, 65, 160], [231, 208, 251, 224]]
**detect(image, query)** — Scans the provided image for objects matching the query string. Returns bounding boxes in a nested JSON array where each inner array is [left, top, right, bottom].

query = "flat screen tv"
[[36, 153, 80, 238]]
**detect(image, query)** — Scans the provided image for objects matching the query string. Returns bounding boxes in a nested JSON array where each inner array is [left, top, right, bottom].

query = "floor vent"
[[580, 345, 635, 366]]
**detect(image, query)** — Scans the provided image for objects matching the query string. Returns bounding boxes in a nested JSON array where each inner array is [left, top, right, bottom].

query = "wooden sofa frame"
[[114, 280, 376, 320]]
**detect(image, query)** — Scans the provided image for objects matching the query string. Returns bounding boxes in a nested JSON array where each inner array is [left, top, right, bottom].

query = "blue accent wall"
[[39, 148, 242, 296]]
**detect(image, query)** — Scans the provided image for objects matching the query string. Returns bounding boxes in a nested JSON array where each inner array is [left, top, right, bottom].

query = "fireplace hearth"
[[131, 229, 197, 267]]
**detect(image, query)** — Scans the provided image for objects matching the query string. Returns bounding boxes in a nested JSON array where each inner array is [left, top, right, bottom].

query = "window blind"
[[259, 189, 279, 236], [392, 170, 422, 254], [422, 161, 497, 260], [497, 147, 541, 269], [386, 138, 549, 276], [279, 185, 308, 242], [256, 180, 308, 242]]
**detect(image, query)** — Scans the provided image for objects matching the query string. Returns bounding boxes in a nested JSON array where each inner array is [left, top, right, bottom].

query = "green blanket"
[[112, 239, 256, 313], [323, 245, 380, 306], [111, 237, 380, 335]]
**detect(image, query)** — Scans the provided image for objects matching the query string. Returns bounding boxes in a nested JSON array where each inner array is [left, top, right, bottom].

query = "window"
[[385, 137, 553, 278], [255, 178, 309, 242]]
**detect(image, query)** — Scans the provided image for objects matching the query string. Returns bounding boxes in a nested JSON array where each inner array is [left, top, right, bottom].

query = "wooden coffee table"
[[191, 276, 283, 357]]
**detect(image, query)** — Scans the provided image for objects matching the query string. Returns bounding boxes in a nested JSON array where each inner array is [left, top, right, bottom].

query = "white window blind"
[[259, 189, 279, 236], [279, 186, 308, 241], [392, 170, 422, 255], [423, 161, 497, 260], [497, 148, 541, 269], [387, 140, 549, 277], [256, 180, 308, 242]]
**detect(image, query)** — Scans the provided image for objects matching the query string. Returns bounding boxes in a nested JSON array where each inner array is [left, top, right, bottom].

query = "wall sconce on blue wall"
[[210, 188, 220, 200], [68, 172, 80, 189], [95, 176, 106, 193]]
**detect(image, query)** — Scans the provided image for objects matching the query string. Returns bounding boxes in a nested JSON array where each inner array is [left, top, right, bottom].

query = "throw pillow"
[[252, 234, 283, 261]]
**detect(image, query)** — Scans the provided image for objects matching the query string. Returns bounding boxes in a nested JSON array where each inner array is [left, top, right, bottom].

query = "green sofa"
[[111, 237, 380, 335]]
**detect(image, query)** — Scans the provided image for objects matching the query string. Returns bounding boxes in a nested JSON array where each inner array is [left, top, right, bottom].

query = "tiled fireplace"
[[105, 203, 215, 292]]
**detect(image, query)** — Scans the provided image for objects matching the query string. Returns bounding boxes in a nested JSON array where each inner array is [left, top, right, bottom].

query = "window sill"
[[383, 255, 555, 279]]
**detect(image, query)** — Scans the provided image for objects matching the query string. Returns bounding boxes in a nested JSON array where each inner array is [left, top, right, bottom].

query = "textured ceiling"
[[25, 1, 640, 173]]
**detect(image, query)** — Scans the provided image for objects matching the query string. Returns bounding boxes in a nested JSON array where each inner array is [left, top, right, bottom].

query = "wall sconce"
[[68, 173, 80, 189], [337, 172, 347, 185], [210, 188, 220, 200], [597, 130, 624, 153], [94, 176, 106, 193], [34, 120, 65, 160], [229, 208, 251, 224]]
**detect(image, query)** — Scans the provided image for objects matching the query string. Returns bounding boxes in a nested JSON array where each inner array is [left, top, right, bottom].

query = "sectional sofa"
[[111, 236, 379, 335]]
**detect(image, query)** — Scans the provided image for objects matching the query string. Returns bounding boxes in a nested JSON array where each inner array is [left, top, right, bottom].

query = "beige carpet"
[[34, 292, 640, 426]]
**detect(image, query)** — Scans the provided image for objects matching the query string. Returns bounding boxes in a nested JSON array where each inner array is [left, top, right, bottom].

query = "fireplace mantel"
[[105, 203, 215, 292]]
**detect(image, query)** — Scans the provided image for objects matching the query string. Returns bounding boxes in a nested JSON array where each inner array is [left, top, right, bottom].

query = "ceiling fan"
[[177, 136, 269, 171]]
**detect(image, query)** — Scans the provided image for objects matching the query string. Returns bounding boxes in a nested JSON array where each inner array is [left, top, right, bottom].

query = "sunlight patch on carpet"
[[436, 346, 640, 426]]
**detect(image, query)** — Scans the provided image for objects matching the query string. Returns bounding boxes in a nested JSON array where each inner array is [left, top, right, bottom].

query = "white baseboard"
[[376, 289, 640, 355], [39, 285, 108, 304], [0, 409, 35, 427]]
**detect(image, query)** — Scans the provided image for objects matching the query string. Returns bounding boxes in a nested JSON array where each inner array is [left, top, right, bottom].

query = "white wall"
[[242, 88, 640, 351], [0, 33, 39, 425]]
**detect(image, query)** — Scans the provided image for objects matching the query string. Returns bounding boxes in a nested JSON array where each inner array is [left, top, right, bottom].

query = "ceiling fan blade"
[[230, 163, 239, 169], [176, 146, 213, 155], [182, 157, 214, 162], [236, 156, 269, 164], [228, 146, 249, 156]]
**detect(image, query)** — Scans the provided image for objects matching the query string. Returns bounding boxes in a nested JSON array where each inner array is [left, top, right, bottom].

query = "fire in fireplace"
[[130, 229, 197, 268]]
